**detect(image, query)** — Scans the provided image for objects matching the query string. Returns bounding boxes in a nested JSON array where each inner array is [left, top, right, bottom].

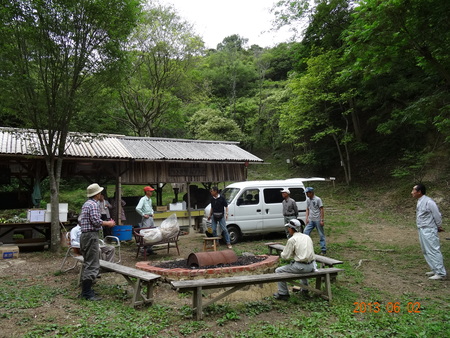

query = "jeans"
[[211, 216, 231, 244], [275, 261, 315, 295], [304, 220, 327, 252]]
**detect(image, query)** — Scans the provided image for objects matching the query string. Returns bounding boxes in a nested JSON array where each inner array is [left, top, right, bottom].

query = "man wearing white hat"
[[273, 219, 315, 300], [79, 183, 116, 301], [281, 189, 298, 238]]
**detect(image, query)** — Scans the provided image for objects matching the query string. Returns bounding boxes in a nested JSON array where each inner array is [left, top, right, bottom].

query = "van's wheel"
[[227, 225, 241, 245]]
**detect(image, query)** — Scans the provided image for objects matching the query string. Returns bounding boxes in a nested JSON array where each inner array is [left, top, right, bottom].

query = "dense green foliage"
[[1, 0, 449, 183]]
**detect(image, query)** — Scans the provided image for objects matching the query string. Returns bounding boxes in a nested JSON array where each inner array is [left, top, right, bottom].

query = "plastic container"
[[112, 225, 133, 241], [46, 203, 68, 213], [44, 211, 68, 222]]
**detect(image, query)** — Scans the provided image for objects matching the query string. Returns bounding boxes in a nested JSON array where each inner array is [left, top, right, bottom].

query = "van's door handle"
[[256, 209, 261, 212]]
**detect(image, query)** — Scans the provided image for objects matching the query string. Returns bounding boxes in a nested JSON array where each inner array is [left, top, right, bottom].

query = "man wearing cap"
[[273, 219, 315, 300], [282, 189, 298, 238], [80, 183, 116, 301], [136, 186, 155, 228], [304, 187, 327, 255]]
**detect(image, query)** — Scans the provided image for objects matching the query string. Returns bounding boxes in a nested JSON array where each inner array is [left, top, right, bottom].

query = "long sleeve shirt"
[[416, 195, 442, 229], [136, 196, 154, 216], [99, 200, 111, 218], [282, 198, 298, 217], [80, 198, 103, 232], [280, 232, 315, 263], [70, 225, 82, 247]]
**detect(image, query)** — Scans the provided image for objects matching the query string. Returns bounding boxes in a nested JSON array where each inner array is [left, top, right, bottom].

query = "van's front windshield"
[[221, 188, 240, 204]]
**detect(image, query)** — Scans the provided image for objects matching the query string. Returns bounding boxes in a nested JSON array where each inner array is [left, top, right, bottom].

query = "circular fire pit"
[[136, 254, 278, 280], [136, 254, 280, 301]]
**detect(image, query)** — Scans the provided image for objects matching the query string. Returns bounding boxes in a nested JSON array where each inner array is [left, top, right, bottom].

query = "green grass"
[[1, 160, 450, 337]]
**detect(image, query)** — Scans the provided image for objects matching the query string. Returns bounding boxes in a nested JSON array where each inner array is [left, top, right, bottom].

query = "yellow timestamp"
[[353, 302, 421, 313]]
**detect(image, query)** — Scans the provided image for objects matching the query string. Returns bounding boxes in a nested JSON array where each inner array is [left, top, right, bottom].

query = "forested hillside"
[[1, 0, 449, 184]]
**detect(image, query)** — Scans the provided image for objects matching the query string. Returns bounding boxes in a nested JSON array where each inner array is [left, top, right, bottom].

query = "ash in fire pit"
[[155, 255, 265, 270]]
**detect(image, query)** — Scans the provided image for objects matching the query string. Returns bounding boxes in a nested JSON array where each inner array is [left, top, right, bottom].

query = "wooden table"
[[0, 222, 53, 248]]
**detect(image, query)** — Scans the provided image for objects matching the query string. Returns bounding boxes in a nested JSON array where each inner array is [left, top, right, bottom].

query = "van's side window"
[[238, 189, 260, 206], [263, 188, 284, 204], [289, 188, 306, 202]]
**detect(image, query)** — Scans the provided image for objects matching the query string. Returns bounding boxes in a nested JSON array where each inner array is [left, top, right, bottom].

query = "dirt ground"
[[1, 210, 449, 336]]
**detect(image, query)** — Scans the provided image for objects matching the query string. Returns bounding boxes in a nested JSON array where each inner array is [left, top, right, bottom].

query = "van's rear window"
[[263, 187, 306, 204], [289, 188, 306, 202]]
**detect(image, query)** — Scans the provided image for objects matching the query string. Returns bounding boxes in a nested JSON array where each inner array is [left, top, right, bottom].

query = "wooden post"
[[187, 182, 192, 231], [117, 177, 123, 225]]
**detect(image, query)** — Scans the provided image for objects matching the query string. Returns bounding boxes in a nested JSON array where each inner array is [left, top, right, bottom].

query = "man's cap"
[[281, 189, 290, 194], [87, 183, 104, 197], [285, 219, 301, 232], [144, 186, 155, 192], [305, 187, 314, 193]]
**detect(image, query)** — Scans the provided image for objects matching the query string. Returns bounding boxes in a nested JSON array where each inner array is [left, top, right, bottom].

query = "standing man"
[[411, 184, 447, 280], [136, 186, 155, 227], [304, 187, 327, 255], [207, 186, 232, 249], [99, 193, 113, 236], [273, 219, 315, 300], [79, 183, 115, 301], [282, 189, 298, 238]]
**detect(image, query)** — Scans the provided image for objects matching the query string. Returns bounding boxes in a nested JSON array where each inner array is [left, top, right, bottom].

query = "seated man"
[[273, 219, 315, 300], [70, 221, 115, 262]]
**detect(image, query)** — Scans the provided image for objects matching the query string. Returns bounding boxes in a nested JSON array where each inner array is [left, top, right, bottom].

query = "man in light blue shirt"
[[412, 184, 446, 280], [136, 186, 155, 227]]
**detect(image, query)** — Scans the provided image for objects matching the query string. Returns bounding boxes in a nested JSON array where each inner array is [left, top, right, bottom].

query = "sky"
[[158, 0, 295, 49]]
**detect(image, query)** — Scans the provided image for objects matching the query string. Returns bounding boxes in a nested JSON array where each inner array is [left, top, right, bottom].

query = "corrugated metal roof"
[[0, 127, 263, 162]]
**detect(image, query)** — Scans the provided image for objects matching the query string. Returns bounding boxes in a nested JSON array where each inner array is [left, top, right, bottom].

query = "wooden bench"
[[74, 256, 160, 307], [265, 242, 344, 268], [134, 227, 181, 260], [171, 267, 343, 320]]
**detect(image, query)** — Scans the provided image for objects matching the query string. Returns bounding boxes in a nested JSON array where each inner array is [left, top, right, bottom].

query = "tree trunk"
[[46, 156, 63, 253], [332, 133, 350, 185]]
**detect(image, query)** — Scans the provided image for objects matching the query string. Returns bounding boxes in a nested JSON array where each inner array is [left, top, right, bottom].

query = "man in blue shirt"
[[412, 184, 446, 280], [136, 186, 155, 227], [136, 186, 157, 255]]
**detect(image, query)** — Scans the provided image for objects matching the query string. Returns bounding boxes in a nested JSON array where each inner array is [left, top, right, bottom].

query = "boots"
[[81, 279, 102, 301]]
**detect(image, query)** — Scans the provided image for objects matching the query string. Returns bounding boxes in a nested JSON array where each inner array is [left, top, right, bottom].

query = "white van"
[[202, 178, 325, 244]]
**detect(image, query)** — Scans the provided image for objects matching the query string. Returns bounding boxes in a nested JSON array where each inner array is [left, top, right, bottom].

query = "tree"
[[119, 4, 204, 137], [188, 108, 244, 142], [0, 0, 141, 251], [280, 50, 354, 183], [343, 0, 450, 173], [200, 35, 258, 114]]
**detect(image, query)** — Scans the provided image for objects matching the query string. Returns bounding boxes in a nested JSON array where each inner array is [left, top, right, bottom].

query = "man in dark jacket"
[[207, 186, 232, 249]]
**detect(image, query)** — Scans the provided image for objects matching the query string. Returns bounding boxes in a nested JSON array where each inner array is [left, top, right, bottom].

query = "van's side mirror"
[[236, 198, 244, 206]]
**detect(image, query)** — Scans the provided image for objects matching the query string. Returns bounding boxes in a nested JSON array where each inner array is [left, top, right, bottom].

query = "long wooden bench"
[[171, 267, 343, 320], [74, 256, 160, 307], [265, 242, 344, 268]]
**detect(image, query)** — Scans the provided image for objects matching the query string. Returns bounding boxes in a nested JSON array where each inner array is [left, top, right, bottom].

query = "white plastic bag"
[[160, 213, 180, 239], [141, 227, 163, 244]]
